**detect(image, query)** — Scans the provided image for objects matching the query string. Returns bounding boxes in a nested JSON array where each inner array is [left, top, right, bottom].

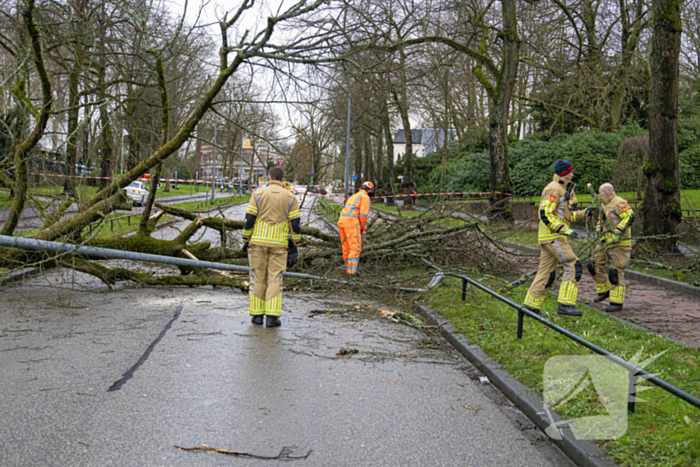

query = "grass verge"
[[168, 194, 250, 212], [422, 276, 700, 466]]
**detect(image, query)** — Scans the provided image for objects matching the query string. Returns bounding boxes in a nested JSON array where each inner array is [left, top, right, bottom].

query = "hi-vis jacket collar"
[[553, 174, 573, 189], [600, 192, 615, 204]]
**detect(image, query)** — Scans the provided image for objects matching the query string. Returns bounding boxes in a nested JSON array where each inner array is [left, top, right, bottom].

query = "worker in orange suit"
[[337, 181, 374, 278]]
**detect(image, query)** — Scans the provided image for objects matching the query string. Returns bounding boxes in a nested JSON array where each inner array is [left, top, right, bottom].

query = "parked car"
[[123, 181, 149, 206], [308, 185, 327, 195], [291, 184, 306, 195]]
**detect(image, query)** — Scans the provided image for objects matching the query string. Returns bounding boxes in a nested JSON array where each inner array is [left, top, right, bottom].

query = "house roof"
[[393, 129, 424, 144], [393, 129, 456, 155]]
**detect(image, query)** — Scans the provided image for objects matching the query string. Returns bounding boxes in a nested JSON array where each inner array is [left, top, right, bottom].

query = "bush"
[[510, 139, 557, 196], [424, 150, 490, 193], [680, 145, 700, 189], [679, 115, 700, 153], [508, 129, 639, 195]]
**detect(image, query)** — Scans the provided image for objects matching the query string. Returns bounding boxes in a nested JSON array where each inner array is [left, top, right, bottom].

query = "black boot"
[[251, 315, 264, 325], [266, 315, 281, 327], [557, 304, 582, 317], [523, 306, 541, 316], [593, 291, 610, 303], [605, 303, 623, 313]]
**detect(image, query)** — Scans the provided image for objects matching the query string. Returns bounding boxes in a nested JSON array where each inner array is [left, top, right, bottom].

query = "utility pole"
[[211, 121, 217, 204], [344, 87, 352, 199]]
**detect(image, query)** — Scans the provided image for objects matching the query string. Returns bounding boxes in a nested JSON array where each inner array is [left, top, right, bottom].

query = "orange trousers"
[[338, 221, 361, 275]]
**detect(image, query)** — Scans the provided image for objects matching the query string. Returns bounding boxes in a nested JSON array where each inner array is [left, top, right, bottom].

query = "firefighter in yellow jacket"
[[588, 183, 634, 312], [338, 181, 374, 277], [242, 167, 301, 327], [523, 159, 594, 316]]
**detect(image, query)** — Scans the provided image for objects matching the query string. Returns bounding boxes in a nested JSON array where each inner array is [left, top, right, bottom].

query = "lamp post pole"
[[343, 87, 351, 199], [211, 121, 217, 204]]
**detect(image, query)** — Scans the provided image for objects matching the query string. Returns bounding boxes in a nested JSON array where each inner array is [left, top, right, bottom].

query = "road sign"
[[352, 175, 357, 181], [206, 168, 212, 174]]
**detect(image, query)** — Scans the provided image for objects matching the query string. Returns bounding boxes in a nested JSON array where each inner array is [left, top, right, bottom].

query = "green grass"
[[317, 198, 341, 222], [371, 203, 424, 217], [515, 189, 700, 211], [168, 194, 250, 212], [423, 277, 700, 466]]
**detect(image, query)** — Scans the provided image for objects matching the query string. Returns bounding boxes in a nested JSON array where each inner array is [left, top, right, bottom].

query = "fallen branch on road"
[[173, 445, 312, 460]]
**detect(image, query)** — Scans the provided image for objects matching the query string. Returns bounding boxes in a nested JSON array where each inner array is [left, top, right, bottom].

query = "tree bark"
[[138, 54, 169, 236], [488, 0, 519, 222], [643, 0, 682, 251], [63, 47, 83, 197], [1, 0, 53, 236], [380, 92, 394, 188], [97, 42, 112, 185]]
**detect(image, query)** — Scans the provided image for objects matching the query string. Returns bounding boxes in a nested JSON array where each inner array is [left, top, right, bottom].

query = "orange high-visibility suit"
[[337, 190, 370, 275]]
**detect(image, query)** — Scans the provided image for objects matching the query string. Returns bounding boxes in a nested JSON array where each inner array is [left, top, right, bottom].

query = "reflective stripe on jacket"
[[537, 175, 584, 244], [338, 190, 370, 231], [598, 194, 634, 248], [244, 180, 301, 246]]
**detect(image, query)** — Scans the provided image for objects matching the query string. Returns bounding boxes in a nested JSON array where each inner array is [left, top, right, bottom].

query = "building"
[[392, 129, 455, 163], [235, 138, 282, 183], [195, 144, 225, 182]]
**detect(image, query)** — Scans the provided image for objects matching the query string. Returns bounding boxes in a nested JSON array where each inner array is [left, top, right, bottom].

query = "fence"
[[421, 259, 700, 415], [317, 199, 341, 220]]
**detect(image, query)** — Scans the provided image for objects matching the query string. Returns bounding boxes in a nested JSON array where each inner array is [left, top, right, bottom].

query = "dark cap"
[[554, 159, 574, 176]]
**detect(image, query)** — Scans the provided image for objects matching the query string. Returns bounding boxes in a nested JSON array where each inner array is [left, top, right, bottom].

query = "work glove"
[[563, 229, 579, 239], [287, 239, 298, 268], [611, 234, 621, 244], [241, 242, 249, 255], [585, 206, 596, 217]]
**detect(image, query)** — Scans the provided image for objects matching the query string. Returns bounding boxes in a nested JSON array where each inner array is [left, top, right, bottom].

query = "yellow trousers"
[[524, 238, 581, 310], [592, 245, 630, 305], [248, 243, 288, 316]]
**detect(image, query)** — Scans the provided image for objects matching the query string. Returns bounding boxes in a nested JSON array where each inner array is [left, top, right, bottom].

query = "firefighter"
[[338, 181, 374, 277], [588, 183, 634, 312], [523, 159, 594, 316], [241, 166, 301, 327]]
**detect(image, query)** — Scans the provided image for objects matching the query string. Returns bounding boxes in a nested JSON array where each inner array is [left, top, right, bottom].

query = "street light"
[[344, 86, 351, 199]]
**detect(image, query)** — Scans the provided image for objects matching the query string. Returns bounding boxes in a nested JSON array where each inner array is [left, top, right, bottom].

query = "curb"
[[413, 303, 617, 467], [0, 267, 42, 286], [503, 241, 700, 298]]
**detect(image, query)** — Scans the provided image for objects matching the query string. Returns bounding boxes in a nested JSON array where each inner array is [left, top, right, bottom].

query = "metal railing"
[[0, 234, 425, 292], [422, 259, 700, 414], [317, 200, 341, 220]]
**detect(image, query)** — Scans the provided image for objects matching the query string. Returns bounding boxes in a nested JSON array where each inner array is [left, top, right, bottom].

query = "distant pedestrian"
[[241, 167, 301, 327]]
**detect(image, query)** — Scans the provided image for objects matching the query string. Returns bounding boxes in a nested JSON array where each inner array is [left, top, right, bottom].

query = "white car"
[[123, 181, 149, 206], [291, 184, 306, 195]]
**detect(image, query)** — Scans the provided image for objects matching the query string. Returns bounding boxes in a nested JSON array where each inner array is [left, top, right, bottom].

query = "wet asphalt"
[[0, 195, 572, 466]]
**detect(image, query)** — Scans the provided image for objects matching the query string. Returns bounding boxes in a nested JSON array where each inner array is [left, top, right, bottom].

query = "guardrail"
[[317, 199, 341, 220], [421, 258, 700, 414]]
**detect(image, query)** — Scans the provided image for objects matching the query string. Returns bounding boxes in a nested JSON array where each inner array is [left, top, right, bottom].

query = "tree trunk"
[[643, 0, 682, 251], [488, 0, 519, 222], [375, 130, 383, 187], [380, 94, 394, 189], [63, 51, 83, 197], [1, 0, 53, 236], [364, 130, 373, 182]]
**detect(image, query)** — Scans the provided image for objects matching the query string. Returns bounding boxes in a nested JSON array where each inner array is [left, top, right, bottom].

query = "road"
[[0, 193, 572, 466], [0, 190, 235, 232]]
